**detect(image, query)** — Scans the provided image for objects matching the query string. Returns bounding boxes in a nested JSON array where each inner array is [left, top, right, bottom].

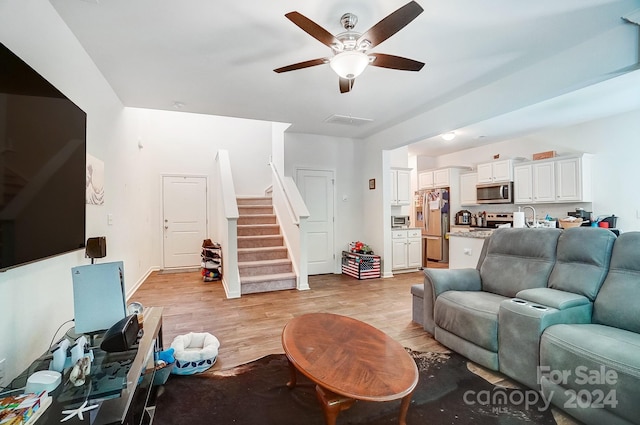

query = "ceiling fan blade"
[[339, 77, 354, 93], [285, 11, 343, 49], [274, 58, 327, 73], [369, 53, 424, 71], [357, 1, 423, 48]]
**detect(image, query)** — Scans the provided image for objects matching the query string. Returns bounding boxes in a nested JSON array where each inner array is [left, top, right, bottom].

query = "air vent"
[[324, 114, 373, 126]]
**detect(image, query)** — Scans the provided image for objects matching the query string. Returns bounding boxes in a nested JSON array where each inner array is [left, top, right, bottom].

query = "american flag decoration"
[[341, 251, 381, 280]]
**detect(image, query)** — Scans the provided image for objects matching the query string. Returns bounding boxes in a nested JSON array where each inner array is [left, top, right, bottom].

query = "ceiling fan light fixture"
[[441, 132, 456, 141], [329, 51, 369, 79]]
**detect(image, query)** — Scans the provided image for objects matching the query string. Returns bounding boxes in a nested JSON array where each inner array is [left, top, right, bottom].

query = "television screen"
[[0, 42, 86, 271]]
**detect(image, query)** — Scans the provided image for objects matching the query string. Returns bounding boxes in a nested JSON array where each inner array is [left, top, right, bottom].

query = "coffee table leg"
[[398, 391, 414, 425], [315, 385, 355, 425], [285, 359, 297, 388]]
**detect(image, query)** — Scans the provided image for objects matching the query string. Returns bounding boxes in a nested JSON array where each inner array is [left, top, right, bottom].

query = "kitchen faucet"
[[522, 205, 537, 228]]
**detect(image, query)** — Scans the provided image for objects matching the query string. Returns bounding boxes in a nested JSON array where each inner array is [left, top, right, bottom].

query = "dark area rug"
[[154, 350, 557, 425]]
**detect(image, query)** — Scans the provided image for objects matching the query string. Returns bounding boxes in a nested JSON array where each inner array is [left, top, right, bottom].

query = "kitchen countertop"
[[448, 230, 494, 238]]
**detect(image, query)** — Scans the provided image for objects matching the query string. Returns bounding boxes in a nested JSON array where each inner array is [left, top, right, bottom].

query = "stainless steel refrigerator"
[[414, 188, 449, 263]]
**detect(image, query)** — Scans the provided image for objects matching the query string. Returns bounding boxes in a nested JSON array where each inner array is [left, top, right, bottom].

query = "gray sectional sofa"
[[411, 227, 640, 425]]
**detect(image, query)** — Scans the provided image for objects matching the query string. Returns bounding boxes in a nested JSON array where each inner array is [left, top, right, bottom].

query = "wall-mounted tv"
[[0, 42, 86, 272]]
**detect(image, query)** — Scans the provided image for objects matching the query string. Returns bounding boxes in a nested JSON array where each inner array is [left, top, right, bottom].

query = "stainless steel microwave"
[[476, 182, 513, 204], [391, 215, 411, 228]]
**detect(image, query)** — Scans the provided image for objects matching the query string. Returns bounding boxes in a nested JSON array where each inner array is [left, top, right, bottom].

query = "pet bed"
[[170, 332, 220, 375]]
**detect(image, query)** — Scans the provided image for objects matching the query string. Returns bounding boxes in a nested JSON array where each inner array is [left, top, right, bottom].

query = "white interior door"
[[162, 175, 207, 268], [296, 169, 335, 275]]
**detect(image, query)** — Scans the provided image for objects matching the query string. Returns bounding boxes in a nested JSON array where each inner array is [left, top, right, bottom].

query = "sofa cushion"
[[593, 232, 640, 333], [541, 324, 640, 424], [479, 228, 561, 297], [434, 290, 506, 352], [547, 227, 616, 300]]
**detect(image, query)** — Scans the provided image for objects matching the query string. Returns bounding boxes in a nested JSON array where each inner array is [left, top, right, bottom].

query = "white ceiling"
[[50, 0, 640, 156]]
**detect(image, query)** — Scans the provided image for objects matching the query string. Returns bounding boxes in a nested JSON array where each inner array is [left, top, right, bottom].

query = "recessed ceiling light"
[[441, 132, 456, 141]]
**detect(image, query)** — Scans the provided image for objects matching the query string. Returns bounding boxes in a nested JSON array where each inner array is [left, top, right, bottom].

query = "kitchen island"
[[448, 230, 493, 269]]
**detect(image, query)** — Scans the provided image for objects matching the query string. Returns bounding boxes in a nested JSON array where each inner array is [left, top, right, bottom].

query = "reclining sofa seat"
[[539, 232, 640, 425], [498, 227, 616, 388], [425, 228, 562, 371]]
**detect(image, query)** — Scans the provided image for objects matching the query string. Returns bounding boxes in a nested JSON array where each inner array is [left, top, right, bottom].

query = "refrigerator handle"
[[422, 194, 428, 232]]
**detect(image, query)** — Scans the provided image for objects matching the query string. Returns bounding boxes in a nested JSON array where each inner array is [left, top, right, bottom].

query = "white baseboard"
[[126, 266, 159, 301]]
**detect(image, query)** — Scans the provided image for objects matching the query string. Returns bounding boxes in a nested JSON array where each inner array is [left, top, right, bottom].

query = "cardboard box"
[[533, 150, 556, 160]]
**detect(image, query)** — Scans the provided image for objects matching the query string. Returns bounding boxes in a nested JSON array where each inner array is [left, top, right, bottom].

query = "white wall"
[[431, 109, 640, 231], [284, 133, 363, 272], [0, 0, 127, 382], [0, 1, 278, 383], [125, 107, 274, 272]]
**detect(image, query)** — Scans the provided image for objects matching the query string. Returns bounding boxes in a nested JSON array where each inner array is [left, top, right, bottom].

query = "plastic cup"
[[598, 221, 609, 228]]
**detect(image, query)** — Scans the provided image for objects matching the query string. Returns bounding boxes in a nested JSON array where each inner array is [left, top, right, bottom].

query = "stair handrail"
[[268, 162, 310, 224], [268, 161, 310, 291]]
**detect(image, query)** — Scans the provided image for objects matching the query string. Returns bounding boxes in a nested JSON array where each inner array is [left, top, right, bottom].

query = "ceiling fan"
[[274, 1, 425, 93]]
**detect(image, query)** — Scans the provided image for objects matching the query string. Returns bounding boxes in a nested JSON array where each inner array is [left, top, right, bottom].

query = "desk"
[[5, 307, 163, 425]]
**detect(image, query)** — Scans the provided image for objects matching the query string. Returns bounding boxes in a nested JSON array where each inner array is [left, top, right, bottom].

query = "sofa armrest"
[[424, 268, 482, 296], [422, 268, 481, 334], [498, 293, 593, 389], [516, 288, 590, 310]]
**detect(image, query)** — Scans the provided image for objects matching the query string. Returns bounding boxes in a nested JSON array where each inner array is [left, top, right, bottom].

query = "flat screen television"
[[0, 42, 86, 271]]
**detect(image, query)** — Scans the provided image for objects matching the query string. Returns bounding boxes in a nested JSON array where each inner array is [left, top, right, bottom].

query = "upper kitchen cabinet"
[[460, 173, 478, 206], [419, 168, 468, 189], [514, 154, 592, 204], [514, 161, 555, 203], [555, 155, 593, 202], [418, 170, 434, 189], [477, 159, 514, 183], [391, 167, 412, 205]]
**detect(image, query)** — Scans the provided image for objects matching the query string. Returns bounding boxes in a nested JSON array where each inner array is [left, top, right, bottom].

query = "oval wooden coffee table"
[[282, 312, 419, 425]]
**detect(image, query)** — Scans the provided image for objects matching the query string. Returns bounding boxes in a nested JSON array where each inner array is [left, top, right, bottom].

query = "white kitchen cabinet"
[[460, 173, 478, 205], [418, 171, 434, 189], [513, 165, 533, 203], [449, 235, 487, 269], [533, 161, 555, 202], [434, 169, 450, 188], [419, 167, 467, 189], [391, 168, 412, 205], [476, 159, 514, 183], [555, 156, 592, 202], [391, 228, 422, 272], [514, 154, 592, 204], [514, 162, 554, 203], [476, 162, 494, 184]]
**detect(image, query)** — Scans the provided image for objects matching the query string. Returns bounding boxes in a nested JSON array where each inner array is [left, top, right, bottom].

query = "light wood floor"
[[131, 267, 447, 371], [132, 265, 579, 424]]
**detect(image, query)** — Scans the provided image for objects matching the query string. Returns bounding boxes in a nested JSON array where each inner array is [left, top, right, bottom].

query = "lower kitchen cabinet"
[[448, 234, 487, 269], [391, 228, 422, 272]]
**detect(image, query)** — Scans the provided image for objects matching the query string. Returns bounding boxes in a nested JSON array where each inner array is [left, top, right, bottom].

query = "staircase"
[[237, 197, 296, 294]]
